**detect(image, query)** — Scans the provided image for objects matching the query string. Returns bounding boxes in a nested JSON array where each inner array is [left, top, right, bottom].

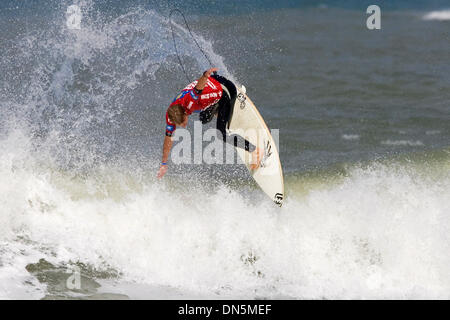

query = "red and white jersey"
[[165, 77, 223, 136]]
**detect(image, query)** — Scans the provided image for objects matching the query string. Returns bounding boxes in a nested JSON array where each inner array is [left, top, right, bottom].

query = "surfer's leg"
[[212, 74, 237, 104], [216, 95, 255, 152]]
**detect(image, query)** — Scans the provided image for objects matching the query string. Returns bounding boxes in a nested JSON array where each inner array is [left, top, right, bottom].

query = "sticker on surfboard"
[[274, 193, 284, 206]]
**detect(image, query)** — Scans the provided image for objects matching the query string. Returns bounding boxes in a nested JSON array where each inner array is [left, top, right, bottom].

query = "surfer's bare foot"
[[250, 147, 262, 170]]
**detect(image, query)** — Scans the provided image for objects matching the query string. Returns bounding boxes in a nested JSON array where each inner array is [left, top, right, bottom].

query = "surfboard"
[[227, 85, 284, 206]]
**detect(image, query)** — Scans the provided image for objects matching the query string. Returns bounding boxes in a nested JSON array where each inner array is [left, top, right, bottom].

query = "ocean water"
[[0, 0, 449, 299]]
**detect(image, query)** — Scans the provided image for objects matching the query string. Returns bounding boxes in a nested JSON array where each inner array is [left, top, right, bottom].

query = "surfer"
[[157, 68, 262, 179]]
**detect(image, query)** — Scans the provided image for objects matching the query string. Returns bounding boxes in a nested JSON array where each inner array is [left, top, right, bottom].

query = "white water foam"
[[341, 134, 360, 141], [381, 140, 424, 147], [423, 10, 450, 21], [1, 131, 449, 299]]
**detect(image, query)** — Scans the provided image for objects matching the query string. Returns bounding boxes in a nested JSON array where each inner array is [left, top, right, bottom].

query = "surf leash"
[[168, 8, 214, 83]]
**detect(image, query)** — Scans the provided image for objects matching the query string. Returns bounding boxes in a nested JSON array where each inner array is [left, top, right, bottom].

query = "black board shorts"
[[210, 74, 254, 152]]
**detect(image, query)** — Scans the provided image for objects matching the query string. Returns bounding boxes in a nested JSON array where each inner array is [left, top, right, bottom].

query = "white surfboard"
[[227, 85, 284, 206]]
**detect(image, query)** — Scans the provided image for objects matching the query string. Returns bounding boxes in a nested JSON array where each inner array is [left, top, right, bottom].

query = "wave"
[[423, 10, 450, 21], [1, 130, 449, 299], [341, 134, 360, 141], [381, 139, 424, 147]]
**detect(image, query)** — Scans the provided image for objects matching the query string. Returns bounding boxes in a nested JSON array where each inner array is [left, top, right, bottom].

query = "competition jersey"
[[165, 77, 223, 136]]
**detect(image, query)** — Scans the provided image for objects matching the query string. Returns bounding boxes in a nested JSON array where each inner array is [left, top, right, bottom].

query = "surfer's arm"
[[157, 135, 172, 179], [194, 67, 218, 91], [161, 135, 172, 164]]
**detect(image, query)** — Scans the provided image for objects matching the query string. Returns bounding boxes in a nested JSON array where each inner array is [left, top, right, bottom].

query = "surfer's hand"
[[157, 164, 168, 179], [203, 68, 218, 77], [250, 147, 262, 171]]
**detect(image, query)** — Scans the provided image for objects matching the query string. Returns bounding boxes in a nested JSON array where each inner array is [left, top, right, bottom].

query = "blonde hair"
[[167, 104, 185, 125]]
